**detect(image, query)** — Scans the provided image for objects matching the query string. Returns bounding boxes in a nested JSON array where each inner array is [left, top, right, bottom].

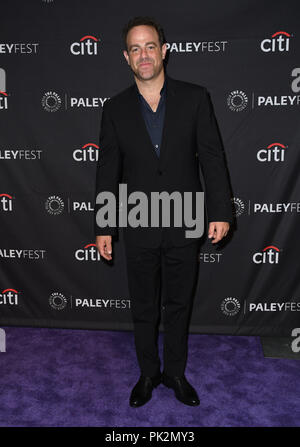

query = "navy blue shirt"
[[135, 76, 167, 157]]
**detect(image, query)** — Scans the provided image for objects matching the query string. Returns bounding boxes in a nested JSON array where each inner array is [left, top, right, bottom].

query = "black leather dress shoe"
[[161, 373, 200, 406], [129, 373, 162, 407]]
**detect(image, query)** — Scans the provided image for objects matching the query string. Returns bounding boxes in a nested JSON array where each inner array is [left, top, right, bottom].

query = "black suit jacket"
[[94, 73, 233, 247]]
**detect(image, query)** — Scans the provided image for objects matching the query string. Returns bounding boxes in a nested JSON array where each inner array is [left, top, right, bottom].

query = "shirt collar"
[[135, 74, 167, 97]]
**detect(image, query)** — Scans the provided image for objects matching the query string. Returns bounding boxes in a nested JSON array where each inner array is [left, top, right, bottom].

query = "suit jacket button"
[[158, 170, 163, 175]]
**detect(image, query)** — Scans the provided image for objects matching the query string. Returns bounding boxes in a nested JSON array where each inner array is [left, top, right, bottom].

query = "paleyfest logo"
[[70, 35, 100, 55], [260, 31, 291, 52]]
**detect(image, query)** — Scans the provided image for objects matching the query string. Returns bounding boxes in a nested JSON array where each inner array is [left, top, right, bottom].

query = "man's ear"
[[162, 43, 167, 60], [123, 49, 129, 64]]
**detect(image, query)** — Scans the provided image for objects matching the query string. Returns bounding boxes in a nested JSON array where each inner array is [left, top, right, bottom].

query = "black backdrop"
[[1, 0, 300, 335]]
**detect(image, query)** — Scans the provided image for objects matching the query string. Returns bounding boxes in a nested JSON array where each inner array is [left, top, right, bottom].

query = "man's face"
[[123, 25, 167, 81]]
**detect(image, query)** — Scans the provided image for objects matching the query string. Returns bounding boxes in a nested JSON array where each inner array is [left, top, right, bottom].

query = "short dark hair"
[[122, 16, 165, 51]]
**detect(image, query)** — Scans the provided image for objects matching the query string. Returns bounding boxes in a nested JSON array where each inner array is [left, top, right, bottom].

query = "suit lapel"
[[128, 74, 178, 168]]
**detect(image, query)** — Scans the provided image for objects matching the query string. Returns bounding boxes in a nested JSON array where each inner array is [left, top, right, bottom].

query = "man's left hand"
[[208, 221, 230, 244]]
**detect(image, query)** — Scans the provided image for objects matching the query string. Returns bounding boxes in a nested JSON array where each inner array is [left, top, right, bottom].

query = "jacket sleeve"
[[196, 87, 233, 224], [94, 101, 122, 236]]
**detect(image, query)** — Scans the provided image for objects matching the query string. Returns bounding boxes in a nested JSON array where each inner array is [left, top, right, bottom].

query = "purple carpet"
[[0, 326, 299, 427]]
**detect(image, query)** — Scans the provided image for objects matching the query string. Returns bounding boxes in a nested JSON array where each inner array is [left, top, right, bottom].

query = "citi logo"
[[70, 35, 100, 55], [252, 245, 281, 264], [0, 194, 13, 211], [0, 288, 19, 305], [75, 243, 101, 261], [73, 143, 99, 162], [257, 142, 287, 162], [260, 31, 291, 52]]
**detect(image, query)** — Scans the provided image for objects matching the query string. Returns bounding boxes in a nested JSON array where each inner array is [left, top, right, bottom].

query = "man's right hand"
[[96, 235, 113, 261]]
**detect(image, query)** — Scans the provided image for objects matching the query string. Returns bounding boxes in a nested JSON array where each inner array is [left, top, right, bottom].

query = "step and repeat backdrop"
[[1, 0, 300, 335]]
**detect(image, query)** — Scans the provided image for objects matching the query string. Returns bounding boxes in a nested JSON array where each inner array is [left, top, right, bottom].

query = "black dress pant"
[[124, 230, 200, 377]]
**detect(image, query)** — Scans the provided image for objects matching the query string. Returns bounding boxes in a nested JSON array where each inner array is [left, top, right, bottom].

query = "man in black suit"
[[94, 16, 233, 407]]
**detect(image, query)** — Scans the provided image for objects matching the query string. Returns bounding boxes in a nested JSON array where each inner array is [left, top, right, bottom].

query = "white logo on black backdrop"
[[165, 41, 228, 53], [227, 90, 248, 111], [45, 196, 65, 215], [232, 197, 245, 217], [252, 245, 281, 264], [0, 194, 13, 212], [70, 35, 100, 56], [73, 143, 99, 162], [257, 142, 287, 162], [41, 91, 62, 112], [260, 31, 291, 52], [49, 292, 67, 310], [253, 202, 300, 214], [198, 253, 222, 263], [0, 288, 19, 306], [75, 243, 101, 261], [221, 297, 241, 316], [0, 248, 46, 260]]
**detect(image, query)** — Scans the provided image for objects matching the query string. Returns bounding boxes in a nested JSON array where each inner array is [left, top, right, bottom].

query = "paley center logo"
[[73, 143, 99, 162], [49, 292, 67, 310], [257, 142, 287, 162], [221, 297, 241, 316], [45, 195, 65, 215], [0, 193, 13, 211], [260, 31, 291, 52], [0, 288, 19, 305], [252, 245, 281, 264], [0, 68, 8, 110], [95, 184, 205, 239], [41, 91, 62, 112], [227, 90, 248, 112], [75, 243, 101, 261], [231, 197, 245, 217], [70, 35, 101, 55]]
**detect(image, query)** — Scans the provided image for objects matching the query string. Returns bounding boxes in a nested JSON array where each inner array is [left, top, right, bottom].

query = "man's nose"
[[140, 47, 149, 58]]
